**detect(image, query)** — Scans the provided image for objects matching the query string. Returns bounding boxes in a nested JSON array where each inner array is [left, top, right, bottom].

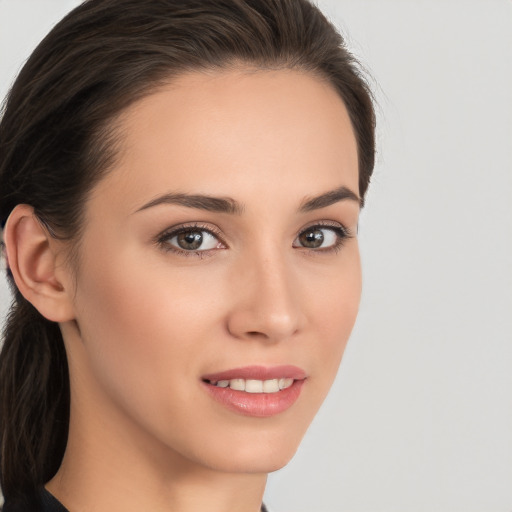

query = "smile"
[[202, 365, 306, 417], [206, 378, 294, 393]]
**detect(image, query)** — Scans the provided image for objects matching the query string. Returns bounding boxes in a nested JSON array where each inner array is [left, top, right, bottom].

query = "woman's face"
[[62, 69, 361, 474]]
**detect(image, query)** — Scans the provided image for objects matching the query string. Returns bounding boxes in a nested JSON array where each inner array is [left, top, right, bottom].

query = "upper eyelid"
[[299, 220, 351, 235], [159, 220, 348, 234], [159, 222, 223, 237]]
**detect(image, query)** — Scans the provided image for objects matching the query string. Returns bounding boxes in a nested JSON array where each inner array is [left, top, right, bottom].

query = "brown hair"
[[0, 0, 375, 503]]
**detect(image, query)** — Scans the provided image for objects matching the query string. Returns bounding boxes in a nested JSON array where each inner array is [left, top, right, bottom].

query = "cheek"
[[71, 246, 220, 421], [307, 248, 362, 390]]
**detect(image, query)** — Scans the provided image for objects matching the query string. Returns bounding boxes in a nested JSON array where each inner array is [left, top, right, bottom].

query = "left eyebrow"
[[299, 186, 362, 212]]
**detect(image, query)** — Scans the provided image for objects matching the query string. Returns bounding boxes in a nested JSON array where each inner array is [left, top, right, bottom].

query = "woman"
[[0, 0, 375, 511]]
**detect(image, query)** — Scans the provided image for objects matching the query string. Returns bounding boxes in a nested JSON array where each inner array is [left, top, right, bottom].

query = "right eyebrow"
[[133, 193, 245, 215]]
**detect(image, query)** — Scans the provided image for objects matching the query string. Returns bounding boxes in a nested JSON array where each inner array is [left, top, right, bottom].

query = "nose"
[[226, 249, 304, 343]]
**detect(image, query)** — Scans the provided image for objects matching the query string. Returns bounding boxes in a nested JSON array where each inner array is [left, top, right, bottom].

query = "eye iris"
[[300, 229, 324, 248], [177, 231, 203, 250]]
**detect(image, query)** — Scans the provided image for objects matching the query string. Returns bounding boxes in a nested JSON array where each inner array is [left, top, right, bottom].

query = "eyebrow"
[[135, 193, 244, 215], [135, 185, 361, 215], [299, 186, 362, 211]]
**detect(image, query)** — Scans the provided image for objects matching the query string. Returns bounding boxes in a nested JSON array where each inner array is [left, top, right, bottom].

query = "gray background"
[[1, 1, 511, 511]]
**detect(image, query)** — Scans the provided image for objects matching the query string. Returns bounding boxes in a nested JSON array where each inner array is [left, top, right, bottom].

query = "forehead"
[[92, 68, 359, 211]]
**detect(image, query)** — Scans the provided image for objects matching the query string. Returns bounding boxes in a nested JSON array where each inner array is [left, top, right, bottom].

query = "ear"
[[4, 204, 75, 322]]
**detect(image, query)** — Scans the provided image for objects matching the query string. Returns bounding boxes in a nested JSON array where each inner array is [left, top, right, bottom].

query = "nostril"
[[246, 331, 269, 338]]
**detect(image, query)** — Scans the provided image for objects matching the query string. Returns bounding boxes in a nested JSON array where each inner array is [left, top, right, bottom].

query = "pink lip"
[[202, 365, 307, 382], [201, 365, 307, 418]]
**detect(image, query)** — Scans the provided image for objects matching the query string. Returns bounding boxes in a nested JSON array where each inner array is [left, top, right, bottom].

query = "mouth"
[[201, 365, 306, 417], [204, 377, 295, 393]]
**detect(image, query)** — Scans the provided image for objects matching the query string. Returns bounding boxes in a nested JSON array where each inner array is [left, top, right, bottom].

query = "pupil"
[[301, 229, 324, 248], [178, 231, 202, 250]]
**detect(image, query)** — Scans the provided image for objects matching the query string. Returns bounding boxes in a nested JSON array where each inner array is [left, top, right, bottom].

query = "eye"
[[293, 224, 349, 251], [157, 225, 225, 254]]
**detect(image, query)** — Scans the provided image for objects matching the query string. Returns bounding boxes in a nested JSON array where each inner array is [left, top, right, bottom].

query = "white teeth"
[[230, 379, 245, 391], [210, 378, 294, 393], [262, 379, 280, 393], [245, 379, 263, 393], [279, 378, 294, 390]]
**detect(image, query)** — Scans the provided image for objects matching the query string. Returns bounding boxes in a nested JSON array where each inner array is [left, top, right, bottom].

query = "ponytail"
[[0, 288, 69, 502]]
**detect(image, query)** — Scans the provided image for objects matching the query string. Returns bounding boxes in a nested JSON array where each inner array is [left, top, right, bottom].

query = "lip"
[[202, 365, 307, 382], [201, 365, 307, 418]]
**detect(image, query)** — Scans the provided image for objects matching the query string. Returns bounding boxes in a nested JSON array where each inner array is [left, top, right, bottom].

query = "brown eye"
[[161, 228, 222, 252], [298, 228, 325, 248], [177, 230, 203, 250], [293, 225, 348, 251]]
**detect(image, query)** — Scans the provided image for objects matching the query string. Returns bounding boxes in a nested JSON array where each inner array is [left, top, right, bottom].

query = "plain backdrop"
[[1, 1, 511, 511]]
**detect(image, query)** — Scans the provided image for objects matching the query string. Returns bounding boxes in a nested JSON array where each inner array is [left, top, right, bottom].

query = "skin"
[[7, 68, 361, 512]]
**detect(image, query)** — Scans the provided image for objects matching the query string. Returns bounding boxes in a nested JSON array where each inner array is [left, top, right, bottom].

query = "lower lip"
[[202, 379, 305, 418]]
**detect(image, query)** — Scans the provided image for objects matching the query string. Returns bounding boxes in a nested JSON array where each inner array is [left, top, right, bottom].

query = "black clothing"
[[3, 488, 269, 511], [2, 489, 67, 512]]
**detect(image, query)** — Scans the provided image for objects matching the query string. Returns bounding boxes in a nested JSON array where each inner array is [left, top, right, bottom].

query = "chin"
[[208, 448, 299, 475], [189, 422, 308, 475]]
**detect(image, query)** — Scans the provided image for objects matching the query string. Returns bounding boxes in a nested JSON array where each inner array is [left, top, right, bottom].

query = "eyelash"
[[294, 221, 352, 254], [155, 221, 352, 257], [156, 223, 225, 258]]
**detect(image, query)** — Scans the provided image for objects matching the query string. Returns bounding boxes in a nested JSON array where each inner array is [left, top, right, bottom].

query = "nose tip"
[[226, 258, 303, 343], [236, 310, 300, 342], [227, 306, 301, 343]]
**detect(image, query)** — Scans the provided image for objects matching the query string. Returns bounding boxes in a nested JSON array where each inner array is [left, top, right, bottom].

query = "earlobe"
[[4, 204, 75, 322]]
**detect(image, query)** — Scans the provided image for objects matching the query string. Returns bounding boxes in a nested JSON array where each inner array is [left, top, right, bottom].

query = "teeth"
[[279, 378, 294, 390], [279, 378, 293, 390], [230, 379, 245, 391], [245, 379, 263, 393], [210, 378, 294, 393], [263, 379, 279, 393]]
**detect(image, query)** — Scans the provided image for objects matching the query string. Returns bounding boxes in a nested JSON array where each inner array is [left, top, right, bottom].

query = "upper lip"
[[202, 365, 307, 382]]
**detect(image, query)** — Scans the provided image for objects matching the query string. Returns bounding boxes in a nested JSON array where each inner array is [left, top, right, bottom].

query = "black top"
[[3, 488, 269, 512], [2, 489, 67, 512]]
